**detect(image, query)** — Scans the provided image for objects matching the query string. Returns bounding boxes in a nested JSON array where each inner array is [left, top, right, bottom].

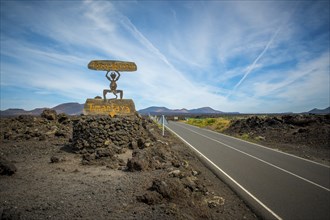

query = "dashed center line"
[[166, 124, 283, 220], [174, 122, 330, 192]]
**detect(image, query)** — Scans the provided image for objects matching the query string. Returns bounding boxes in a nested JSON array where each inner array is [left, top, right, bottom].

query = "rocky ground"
[[223, 114, 330, 166], [0, 110, 258, 220]]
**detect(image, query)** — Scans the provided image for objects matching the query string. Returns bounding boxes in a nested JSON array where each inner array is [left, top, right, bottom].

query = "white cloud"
[[1, 1, 329, 112], [244, 52, 330, 112]]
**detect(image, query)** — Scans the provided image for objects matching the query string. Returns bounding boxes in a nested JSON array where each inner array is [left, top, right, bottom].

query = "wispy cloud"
[[251, 52, 329, 98], [1, 1, 329, 112], [228, 2, 299, 97], [229, 26, 282, 96]]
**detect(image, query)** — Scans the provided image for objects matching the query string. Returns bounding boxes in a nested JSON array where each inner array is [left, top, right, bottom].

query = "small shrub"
[[212, 118, 231, 132], [186, 117, 231, 132], [205, 118, 216, 125], [187, 118, 205, 127], [240, 133, 250, 140]]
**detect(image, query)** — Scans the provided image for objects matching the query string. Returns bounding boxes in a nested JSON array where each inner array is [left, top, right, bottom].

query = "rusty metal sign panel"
[[88, 60, 137, 72]]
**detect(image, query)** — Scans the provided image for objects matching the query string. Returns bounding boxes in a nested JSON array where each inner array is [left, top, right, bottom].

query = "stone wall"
[[71, 114, 178, 170], [72, 114, 160, 166]]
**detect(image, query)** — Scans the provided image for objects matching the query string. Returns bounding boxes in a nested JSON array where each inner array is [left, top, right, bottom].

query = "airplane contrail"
[[119, 15, 173, 68], [233, 26, 282, 91], [119, 14, 193, 84], [227, 2, 299, 98]]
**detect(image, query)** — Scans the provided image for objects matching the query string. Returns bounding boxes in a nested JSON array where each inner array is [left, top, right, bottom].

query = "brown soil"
[[0, 113, 258, 220], [222, 114, 330, 166]]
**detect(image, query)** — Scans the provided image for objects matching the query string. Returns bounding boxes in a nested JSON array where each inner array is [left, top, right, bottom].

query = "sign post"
[[162, 115, 165, 136], [157, 115, 168, 136]]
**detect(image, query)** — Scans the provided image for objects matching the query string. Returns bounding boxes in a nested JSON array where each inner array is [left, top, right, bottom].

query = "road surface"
[[166, 121, 330, 220]]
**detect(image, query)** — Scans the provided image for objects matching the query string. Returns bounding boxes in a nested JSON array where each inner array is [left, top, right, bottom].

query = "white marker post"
[[162, 115, 165, 136]]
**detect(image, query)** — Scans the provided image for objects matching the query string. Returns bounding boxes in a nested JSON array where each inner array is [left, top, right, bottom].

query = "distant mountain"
[[173, 108, 190, 114], [1, 102, 84, 116], [138, 106, 235, 115], [30, 108, 48, 115], [138, 106, 171, 114], [189, 107, 223, 114], [0, 108, 31, 116], [0, 108, 47, 116], [307, 107, 330, 114], [52, 102, 84, 115]]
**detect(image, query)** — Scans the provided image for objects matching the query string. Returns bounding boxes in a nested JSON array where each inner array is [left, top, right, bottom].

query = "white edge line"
[[175, 123, 330, 192], [165, 125, 283, 220], [182, 122, 330, 168]]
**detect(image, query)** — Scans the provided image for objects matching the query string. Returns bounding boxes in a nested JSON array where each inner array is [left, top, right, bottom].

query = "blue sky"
[[1, 0, 329, 113]]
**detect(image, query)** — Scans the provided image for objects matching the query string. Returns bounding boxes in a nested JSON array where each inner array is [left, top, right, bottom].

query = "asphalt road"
[[166, 121, 330, 220]]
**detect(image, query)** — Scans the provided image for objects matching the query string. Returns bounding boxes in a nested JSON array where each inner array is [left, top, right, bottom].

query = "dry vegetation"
[[186, 118, 231, 132]]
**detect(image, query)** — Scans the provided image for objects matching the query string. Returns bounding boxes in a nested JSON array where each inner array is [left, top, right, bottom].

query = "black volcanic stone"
[[41, 109, 57, 120], [0, 156, 17, 176], [71, 115, 146, 154]]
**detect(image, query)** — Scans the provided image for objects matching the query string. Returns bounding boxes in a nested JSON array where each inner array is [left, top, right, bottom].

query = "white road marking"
[[165, 125, 283, 220], [174, 122, 330, 192], [184, 122, 330, 168]]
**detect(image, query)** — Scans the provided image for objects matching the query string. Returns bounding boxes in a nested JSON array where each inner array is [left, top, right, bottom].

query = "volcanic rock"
[[41, 109, 57, 120], [71, 114, 169, 169], [0, 156, 17, 175], [57, 113, 69, 124], [206, 196, 225, 208], [136, 191, 163, 205]]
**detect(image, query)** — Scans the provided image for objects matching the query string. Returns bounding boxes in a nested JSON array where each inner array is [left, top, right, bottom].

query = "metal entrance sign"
[[84, 60, 137, 117], [87, 60, 137, 101], [88, 60, 137, 72]]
